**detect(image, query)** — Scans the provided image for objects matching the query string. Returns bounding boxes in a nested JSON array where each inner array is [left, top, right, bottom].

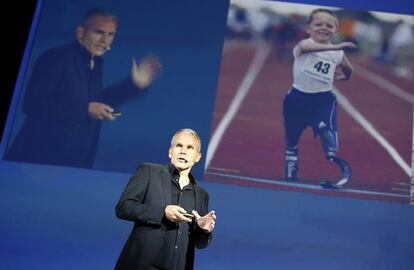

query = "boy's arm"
[[296, 40, 356, 57], [335, 54, 353, 81]]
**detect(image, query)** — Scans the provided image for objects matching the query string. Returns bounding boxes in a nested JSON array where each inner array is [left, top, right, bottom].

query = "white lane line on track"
[[205, 171, 410, 199], [205, 44, 271, 170], [354, 63, 414, 104], [411, 102, 414, 205], [351, 63, 413, 193], [334, 87, 411, 176], [392, 188, 410, 193], [394, 182, 410, 186]]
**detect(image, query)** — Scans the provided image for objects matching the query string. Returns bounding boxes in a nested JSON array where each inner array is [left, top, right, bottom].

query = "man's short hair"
[[79, 8, 117, 27], [170, 128, 201, 152]]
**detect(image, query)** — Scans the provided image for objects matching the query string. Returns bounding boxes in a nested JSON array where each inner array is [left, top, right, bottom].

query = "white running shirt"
[[292, 38, 344, 93]]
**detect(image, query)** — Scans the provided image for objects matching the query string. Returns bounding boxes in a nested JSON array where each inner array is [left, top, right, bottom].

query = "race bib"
[[302, 55, 336, 84]]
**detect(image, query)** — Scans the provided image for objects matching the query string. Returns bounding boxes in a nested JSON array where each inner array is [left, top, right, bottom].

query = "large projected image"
[[205, 0, 414, 203], [2, 1, 414, 270], [1, 0, 228, 176]]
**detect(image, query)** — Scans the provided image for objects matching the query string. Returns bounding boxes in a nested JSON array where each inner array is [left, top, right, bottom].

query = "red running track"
[[205, 41, 413, 204]]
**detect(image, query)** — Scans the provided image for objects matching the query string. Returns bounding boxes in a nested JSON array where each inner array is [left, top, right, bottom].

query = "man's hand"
[[88, 101, 116, 120], [192, 210, 216, 233], [131, 55, 162, 89], [165, 205, 192, 223]]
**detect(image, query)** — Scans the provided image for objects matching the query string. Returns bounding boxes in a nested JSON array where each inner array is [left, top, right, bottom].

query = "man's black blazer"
[[114, 163, 212, 270]]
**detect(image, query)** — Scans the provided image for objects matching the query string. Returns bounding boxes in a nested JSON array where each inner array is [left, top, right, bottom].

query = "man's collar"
[[168, 163, 196, 184]]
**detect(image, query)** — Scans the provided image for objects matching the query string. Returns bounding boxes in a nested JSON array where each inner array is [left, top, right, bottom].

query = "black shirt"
[[154, 164, 196, 270]]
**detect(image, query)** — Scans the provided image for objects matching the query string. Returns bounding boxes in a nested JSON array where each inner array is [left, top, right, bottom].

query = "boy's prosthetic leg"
[[319, 130, 351, 189]]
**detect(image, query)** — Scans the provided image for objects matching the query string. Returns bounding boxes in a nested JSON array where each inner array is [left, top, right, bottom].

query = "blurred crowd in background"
[[226, 3, 414, 79]]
